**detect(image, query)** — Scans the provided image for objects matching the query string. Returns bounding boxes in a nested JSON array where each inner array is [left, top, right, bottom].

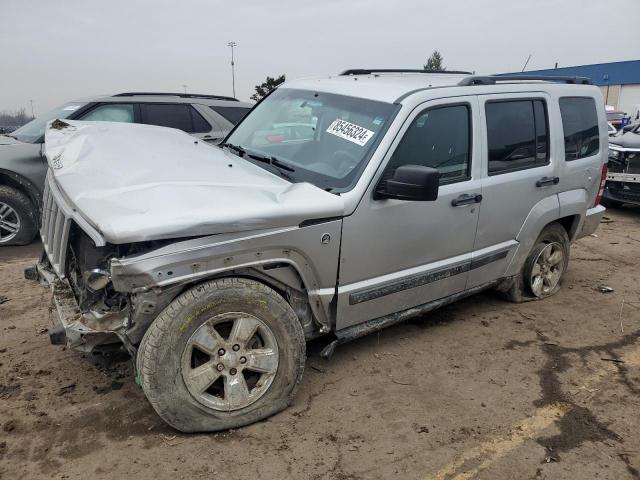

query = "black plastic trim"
[[114, 92, 238, 101], [299, 216, 343, 228], [348, 249, 510, 305], [341, 69, 472, 76], [459, 75, 592, 86]]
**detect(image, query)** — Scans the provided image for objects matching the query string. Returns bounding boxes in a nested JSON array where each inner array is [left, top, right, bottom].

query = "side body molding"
[[504, 194, 560, 277], [110, 221, 342, 331]]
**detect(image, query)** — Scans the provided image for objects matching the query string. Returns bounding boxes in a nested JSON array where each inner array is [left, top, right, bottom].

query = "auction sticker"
[[326, 119, 375, 146]]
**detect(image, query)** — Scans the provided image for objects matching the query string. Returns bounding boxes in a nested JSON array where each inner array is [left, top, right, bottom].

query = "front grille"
[[41, 178, 72, 278]]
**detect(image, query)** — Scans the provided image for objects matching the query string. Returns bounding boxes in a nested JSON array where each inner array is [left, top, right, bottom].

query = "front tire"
[[0, 185, 38, 246], [137, 277, 305, 432]]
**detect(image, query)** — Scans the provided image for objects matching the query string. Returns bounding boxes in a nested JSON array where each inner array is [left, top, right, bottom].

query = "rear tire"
[[137, 277, 305, 432], [503, 223, 570, 302], [0, 185, 38, 246]]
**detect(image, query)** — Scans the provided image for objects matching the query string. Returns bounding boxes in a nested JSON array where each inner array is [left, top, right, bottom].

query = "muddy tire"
[[503, 222, 570, 302], [137, 277, 305, 432], [0, 185, 38, 246]]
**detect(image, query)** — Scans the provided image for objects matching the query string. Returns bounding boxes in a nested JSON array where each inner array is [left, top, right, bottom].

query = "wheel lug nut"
[[216, 363, 225, 371], [229, 368, 237, 375], [240, 356, 247, 364], [218, 348, 226, 356], [232, 344, 240, 351]]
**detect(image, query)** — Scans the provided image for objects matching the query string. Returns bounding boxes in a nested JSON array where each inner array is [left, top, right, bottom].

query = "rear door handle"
[[536, 176, 560, 187], [451, 193, 483, 207]]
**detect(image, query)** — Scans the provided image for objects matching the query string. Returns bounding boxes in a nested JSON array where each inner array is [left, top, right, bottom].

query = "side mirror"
[[375, 164, 439, 201]]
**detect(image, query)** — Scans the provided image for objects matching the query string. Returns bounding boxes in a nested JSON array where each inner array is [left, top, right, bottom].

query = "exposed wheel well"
[[554, 215, 581, 241]]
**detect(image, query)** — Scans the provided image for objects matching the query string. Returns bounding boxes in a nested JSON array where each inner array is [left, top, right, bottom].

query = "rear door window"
[[559, 97, 599, 161], [140, 103, 193, 132], [190, 107, 212, 133], [210, 106, 251, 125], [485, 99, 549, 175], [79, 104, 135, 123]]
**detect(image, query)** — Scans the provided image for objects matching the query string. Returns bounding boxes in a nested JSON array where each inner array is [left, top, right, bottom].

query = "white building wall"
[[618, 84, 640, 119]]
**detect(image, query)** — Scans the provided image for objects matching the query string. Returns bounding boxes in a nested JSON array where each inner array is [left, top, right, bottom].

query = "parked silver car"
[[29, 70, 607, 432]]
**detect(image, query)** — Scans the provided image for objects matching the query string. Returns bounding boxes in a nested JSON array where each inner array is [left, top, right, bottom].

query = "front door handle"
[[536, 176, 560, 187], [451, 193, 483, 207]]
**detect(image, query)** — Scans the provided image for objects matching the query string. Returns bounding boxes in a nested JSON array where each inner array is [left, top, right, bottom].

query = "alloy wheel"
[[529, 242, 565, 297], [0, 202, 20, 243], [181, 312, 279, 411]]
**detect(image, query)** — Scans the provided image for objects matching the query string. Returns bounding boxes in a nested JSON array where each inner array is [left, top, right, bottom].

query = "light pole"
[[183, 84, 187, 94], [227, 41, 237, 98]]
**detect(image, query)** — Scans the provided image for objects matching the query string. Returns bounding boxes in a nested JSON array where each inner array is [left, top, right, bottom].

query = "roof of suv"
[[285, 71, 593, 104], [76, 92, 252, 108]]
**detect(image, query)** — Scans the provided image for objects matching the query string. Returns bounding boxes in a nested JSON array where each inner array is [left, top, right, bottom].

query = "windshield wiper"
[[222, 142, 246, 157], [243, 151, 296, 181], [1, 134, 18, 140], [247, 153, 295, 172], [223, 143, 295, 179]]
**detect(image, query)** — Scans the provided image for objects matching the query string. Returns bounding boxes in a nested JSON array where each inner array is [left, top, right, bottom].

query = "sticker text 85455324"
[[326, 119, 375, 146]]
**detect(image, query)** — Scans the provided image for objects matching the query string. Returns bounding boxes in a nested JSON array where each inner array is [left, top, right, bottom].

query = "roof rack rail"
[[458, 75, 592, 86], [340, 69, 473, 76], [113, 92, 239, 101]]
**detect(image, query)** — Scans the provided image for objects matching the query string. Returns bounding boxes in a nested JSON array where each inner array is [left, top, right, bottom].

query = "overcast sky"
[[1, 0, 638, 114]]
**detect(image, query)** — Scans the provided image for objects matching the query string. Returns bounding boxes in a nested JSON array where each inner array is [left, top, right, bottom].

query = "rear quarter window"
[[210, 106, 251, 125], [559, 97, 599, 161]]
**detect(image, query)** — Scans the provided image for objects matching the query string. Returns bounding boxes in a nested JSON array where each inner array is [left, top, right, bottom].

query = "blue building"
[[499, 60, 640, 117]]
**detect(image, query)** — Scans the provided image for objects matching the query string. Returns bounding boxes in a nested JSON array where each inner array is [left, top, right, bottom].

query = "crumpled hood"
[[610, 131, 640, 150], [44, 120, 344, 244]]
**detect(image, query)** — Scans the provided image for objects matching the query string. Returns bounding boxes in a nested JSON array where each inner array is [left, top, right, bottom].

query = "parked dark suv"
[[0, 92, 252, 246]]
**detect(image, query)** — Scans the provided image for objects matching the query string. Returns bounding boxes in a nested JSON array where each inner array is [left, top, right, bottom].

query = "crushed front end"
[[606, 144, 640, 206], [27, 172, 172, 353]]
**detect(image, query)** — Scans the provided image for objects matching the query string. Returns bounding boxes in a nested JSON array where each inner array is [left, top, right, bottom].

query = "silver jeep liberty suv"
[[30, 69, 607, 432]]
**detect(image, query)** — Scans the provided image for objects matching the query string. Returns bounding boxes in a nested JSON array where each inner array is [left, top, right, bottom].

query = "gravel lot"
[[1, 207, 639, 480]]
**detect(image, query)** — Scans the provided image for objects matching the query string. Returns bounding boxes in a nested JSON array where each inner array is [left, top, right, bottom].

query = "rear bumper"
[[604, 181, 640, 206], [25, 260, 119, 352], [576, 205, 606, 239]]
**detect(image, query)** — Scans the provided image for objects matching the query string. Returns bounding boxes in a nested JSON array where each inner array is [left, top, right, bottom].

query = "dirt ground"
[[1, 208, 640, 480]]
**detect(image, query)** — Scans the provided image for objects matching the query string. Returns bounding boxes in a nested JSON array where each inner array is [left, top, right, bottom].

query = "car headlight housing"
[[83, 269, 111, 291]]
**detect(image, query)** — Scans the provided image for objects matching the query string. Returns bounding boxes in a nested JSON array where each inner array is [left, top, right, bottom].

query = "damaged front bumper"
[[26, 260, 123, 352]]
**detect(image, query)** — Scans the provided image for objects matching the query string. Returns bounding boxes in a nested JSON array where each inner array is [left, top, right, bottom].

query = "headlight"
[[83, 269, 111, 291]]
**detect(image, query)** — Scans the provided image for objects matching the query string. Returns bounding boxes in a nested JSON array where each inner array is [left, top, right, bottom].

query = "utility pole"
[[183, 84, 187, 94], [227, 41, 237, 98], [29, 99, 35, 118]]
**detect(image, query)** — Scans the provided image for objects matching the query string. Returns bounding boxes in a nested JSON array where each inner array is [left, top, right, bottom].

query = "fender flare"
[[0, 168, 43, 216], [504, 195, 560, 277]]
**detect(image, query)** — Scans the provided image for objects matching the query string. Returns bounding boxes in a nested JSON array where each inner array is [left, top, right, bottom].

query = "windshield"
[[607, 113, 624, 121], [225, 88, 397, 191], [11, 102, 87, 143]]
